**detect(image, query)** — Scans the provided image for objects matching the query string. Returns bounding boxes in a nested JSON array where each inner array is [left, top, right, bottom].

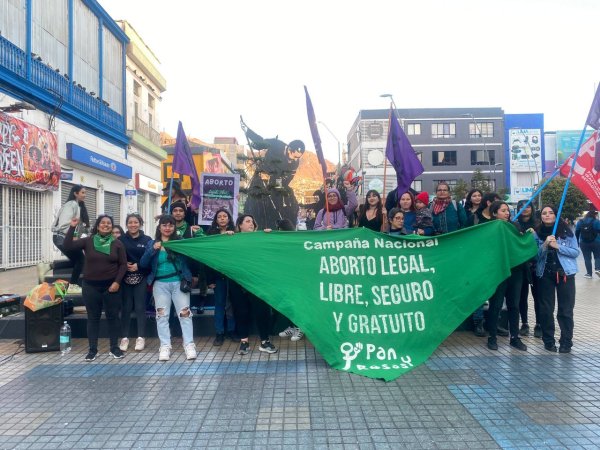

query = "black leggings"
[[488, 267, 523, 339], [229, 281, 271, 341], [82, 280, 122, 351], [537, 273, 575, 348], [121, 279, 148, 338], [519, 265, 540, 325]]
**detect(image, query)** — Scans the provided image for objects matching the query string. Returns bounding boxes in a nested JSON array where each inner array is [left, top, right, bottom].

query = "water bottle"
[[60, 321, 71, 355]]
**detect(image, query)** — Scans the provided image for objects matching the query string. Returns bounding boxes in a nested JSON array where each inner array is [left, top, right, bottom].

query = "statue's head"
[[286, 140, 305, 161]]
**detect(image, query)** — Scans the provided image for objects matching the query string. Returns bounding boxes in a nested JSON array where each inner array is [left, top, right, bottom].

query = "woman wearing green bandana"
[[64, 215, 128, 362]]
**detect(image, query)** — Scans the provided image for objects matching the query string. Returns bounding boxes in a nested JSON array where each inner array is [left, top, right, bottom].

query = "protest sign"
[[165, 221, 537, 381], [199, 173, 239, 225]]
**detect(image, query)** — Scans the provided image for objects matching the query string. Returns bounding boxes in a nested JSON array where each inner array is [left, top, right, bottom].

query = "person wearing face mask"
[[63, 214, 128, 361], [485, 201, 527, 352], [313, 181, 357, 230], [534, 205, 579, 353]]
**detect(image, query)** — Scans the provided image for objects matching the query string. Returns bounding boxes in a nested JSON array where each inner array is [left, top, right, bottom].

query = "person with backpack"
[[575, 209, 600, 278], [430, 182, 467, 234]]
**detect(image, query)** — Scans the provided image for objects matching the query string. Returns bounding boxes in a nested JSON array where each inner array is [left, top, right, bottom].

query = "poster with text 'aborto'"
[[199, 173, 240, 225]]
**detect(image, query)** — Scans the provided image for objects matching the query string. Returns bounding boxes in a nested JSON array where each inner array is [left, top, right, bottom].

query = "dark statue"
[[241, 116, 305, 229]]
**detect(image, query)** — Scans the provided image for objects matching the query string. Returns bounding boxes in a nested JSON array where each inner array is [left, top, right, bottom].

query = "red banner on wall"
[[0, 112, 61, 191]]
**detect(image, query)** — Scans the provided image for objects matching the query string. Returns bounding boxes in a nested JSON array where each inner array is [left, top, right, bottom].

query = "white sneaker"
[[291, 328, 304, 342], [184, 343, 197, 360], [66, 284, 82, 295], [158, 345, 171, 361], [278, 326, 294, 338], [119, 338, 129, 352], [134, 337, 145, 351]]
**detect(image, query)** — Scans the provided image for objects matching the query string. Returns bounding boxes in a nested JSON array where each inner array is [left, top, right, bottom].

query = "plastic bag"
[[23, 280, 69, 312]]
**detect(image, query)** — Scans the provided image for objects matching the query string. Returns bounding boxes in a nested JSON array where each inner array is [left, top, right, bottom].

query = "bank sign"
[[66, 143, 132, 179]]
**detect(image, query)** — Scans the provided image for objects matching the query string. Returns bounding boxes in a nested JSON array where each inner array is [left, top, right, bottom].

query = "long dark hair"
[[465, 189, 483, 211], [235, 214, 258, 232], [90, 214, 114, 235], [207, 208, 235, 235], [358, 190, 383, 225], [67, 184, 89, 227], [155, 214, 180, 241], [535, 205, 573, 239]]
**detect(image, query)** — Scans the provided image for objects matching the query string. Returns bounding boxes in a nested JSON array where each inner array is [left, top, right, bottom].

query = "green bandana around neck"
[[93, 234, 114, 255], [176, 222, 188, 237]]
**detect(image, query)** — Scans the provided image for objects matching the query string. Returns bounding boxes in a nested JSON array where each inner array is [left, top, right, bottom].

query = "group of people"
[[51, 180, 594, 361]]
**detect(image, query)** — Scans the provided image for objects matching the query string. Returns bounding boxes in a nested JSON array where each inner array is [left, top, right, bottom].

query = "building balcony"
[[128, 116, 165, 160], [0, 35, 126, 144]]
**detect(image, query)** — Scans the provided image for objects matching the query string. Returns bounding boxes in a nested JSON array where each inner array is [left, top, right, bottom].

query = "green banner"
[[164, 221, 537, 381]]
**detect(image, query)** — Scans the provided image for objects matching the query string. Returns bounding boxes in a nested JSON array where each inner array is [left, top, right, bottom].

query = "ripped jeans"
[[153, 281, 194, 347]]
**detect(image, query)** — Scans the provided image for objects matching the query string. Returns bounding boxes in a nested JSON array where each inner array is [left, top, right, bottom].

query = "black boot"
[[473, 320, 486, 337], [487, 337, 498, 351]]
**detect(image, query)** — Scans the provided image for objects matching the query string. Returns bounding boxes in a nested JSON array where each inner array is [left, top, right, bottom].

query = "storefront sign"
[[135, 173, 162, 194], [125, 189, 137, 196], [199, 173, 239, 225], [0, 112, 61, 191], [66, 143, 132, 179], [60, 172, 74, 181]]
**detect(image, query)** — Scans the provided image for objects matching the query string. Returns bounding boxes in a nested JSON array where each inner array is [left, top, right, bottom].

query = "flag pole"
[[382, 104, 392, 207], [512, 167, 560, 222], [167, 168, 174, 214], [552, 127, 588, 234]]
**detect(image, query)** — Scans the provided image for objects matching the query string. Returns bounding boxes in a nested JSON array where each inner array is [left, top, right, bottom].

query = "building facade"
[[0, 1, 153, 269], [118, 20, 166, 228], [346, 108, 505, 198]]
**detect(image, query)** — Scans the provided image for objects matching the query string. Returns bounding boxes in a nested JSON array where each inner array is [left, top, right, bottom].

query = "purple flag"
[[304, 86, 328, 180], [587, 85, 600, 171], [385, 107, 424, 195], [586, 84, 600, 130], [172, 121, 201, 210]]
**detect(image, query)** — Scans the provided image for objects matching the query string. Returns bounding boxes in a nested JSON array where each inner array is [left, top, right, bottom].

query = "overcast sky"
[[100, 0, 600, 163]]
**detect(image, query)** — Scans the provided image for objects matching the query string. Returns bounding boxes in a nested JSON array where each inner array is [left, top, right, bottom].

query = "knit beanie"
[[170, 200, 187, 213], [415, 192, 429, 205]]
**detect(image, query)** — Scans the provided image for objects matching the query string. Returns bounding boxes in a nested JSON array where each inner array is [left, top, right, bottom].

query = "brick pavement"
[[0, 260, 598, 449]]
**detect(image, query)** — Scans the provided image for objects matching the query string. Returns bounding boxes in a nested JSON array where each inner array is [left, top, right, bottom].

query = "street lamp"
[[317, 120, 342, 167]]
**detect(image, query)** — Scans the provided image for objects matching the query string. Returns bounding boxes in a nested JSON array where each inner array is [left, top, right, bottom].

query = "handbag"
[[123, 272, 144, 285], [179, 278, 192, 293]]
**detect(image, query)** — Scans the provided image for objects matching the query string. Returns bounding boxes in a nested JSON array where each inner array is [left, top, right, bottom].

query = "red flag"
[[560, 131, 600, 209]]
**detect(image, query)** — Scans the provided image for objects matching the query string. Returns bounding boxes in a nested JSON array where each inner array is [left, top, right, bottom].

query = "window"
[[469, 122, 494, 138], [471, 179, 496, 191], [406, 123, 421, 135], [102, 27, 123, 113], [411, 180, 422, 191], [433, 180, 457, 191], [133, 81, 141, 97], [432, 151, 457, 166], [431, 123, 456, 139], [148, 94, 155, 110], [470, 150, 495, 165]]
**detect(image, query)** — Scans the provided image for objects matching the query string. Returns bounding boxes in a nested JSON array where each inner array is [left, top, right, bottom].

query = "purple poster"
[[199, 173, 240, 226]]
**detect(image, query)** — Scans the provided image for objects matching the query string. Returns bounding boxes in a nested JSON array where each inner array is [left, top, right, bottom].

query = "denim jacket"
[[534, 233, 579, 277], [140, 240, 193, 285]]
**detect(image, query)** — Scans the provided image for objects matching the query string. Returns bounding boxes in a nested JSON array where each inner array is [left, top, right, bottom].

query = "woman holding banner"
[[206, 209, 237, 346], [534, 206, 579, 353], [485, 201, 527, 352], [230, 214, 278, 355]]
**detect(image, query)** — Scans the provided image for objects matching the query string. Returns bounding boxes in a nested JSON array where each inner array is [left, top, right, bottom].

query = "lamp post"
[[462, 113, 491, 187], [493, 163, 503, 192], [317, 120, 342, 168]]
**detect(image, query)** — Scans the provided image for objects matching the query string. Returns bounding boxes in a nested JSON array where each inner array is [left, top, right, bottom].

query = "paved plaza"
[[0, 261, 598, 449]]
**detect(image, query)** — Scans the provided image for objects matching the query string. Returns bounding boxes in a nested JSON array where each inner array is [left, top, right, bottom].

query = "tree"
[[453, 179, 469, 202], [538, 177, 589, 221], [471, 169, 492, 193]]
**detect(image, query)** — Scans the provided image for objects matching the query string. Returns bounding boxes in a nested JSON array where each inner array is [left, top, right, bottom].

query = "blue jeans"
[[214, 278, 235, 335], [153, 281, 193, 347]]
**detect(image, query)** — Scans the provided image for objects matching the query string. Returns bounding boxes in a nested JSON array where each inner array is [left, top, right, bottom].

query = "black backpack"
[[580, 221, 598, 242]]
